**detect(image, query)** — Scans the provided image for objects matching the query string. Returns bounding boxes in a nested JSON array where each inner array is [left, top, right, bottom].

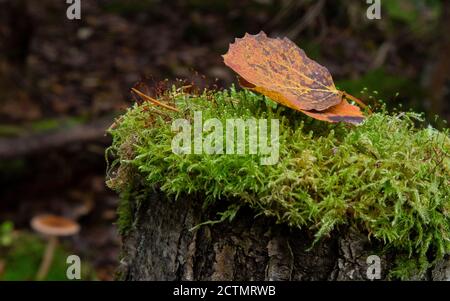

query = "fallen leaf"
[[223, 31, 366, 124], [300, 99, 365, 125]]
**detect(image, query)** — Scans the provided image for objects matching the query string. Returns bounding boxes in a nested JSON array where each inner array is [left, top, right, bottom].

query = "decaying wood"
[[0, 117, 113, 159]]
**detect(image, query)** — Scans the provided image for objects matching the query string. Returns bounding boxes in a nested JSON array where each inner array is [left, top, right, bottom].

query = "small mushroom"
[[31, 214, 80, 281]]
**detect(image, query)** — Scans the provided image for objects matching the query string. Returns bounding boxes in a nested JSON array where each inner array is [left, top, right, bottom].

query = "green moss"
[[116, 189, 134, 236], [106, 87, 450, 279]]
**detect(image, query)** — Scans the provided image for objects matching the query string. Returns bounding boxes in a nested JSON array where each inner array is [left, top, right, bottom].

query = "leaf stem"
[[343, 91, 372, 114]]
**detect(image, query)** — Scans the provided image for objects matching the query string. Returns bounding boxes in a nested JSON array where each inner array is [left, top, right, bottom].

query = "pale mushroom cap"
[[31, 215, 80, 237]]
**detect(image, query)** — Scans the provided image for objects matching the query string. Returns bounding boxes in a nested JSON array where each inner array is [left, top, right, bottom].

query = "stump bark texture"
[[118, 192, 450, 281]]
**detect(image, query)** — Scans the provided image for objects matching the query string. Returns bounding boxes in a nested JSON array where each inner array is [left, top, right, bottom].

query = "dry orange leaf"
[[223, 31, 367, 124]]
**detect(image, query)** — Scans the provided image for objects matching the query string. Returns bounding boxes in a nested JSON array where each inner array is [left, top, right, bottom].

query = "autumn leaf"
[[223, 31, 366, 124]]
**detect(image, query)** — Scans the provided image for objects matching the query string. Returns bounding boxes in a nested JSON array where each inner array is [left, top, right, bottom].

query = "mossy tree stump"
[[116, 191, 450, 281], [117, 191, 376, 280], [107, 89, 450, 281]]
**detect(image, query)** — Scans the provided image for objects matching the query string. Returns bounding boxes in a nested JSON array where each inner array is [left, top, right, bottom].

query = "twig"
[[131, 88, 179, 112], [0, 117, 113, 159], [370, 42, 393, 70], [288, 0, 325, 39]]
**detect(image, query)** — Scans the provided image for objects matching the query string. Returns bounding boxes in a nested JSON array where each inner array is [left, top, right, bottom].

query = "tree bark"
[[117, 191, 450, 281]]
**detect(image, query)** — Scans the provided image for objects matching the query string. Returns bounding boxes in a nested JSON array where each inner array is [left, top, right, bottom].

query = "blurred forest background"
[[0, 0, 448, 280]]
